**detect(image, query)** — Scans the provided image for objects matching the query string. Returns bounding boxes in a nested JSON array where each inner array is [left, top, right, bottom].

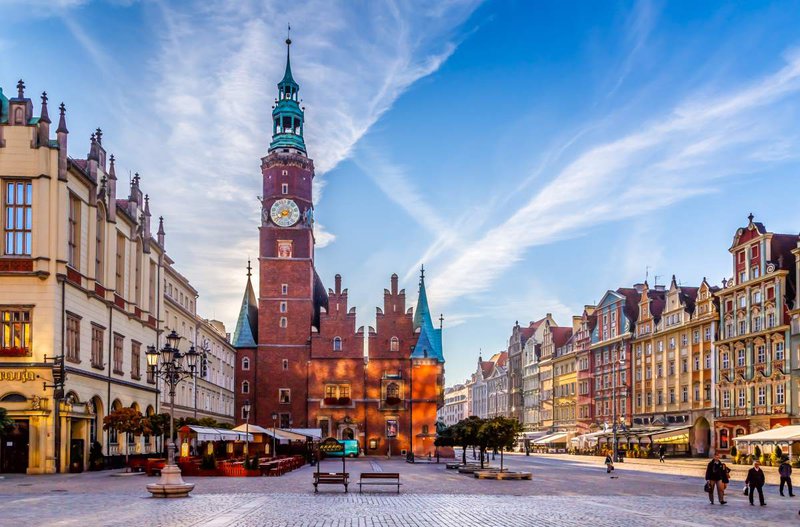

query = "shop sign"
[[653, 433, 689, 445], [0, 369, 36, 383]]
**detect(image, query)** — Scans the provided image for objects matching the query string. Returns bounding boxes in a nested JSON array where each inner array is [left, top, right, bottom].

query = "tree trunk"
[[501, 448, 504, 471], [125, 431, 130, 471], [462, 445, 467, 464], [480, 448, 485, 469]]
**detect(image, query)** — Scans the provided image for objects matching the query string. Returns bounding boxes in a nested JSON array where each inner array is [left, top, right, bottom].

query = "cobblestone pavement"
[[2, 455, 798, 526]]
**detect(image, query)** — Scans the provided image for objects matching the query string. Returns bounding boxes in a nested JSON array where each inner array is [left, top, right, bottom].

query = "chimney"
[[157, 216, 165, 248], [37, 92, 50, 147], [107, 154, 118, 221], [56, 103, 68, 181]]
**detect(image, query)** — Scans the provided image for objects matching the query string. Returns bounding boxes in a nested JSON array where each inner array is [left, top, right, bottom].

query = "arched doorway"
[[342, 427, 354, 440], [692, 417, 711, 457]]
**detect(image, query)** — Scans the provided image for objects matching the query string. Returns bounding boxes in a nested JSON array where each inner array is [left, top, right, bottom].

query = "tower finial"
[[246, 259, 252, 279], [39, 92, 51, 124], [286, 23, 291, 46], [439, 313, 444, 329], [747, 212, 754, 224], [57, 102, 68, 134], [420, 264, 425, 281], [16, 79, 24, 99]]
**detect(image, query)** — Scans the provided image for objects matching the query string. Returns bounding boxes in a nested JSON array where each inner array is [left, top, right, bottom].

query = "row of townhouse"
[[0, 81, 236, 474], [445, 214, 799, 457]]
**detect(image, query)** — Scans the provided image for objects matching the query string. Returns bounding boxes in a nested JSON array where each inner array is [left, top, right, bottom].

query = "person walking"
[[746, 461, 767, 506], [659, 445, 667, 463], [705, 452, 727, 504], [779, 457, 795, 497], [605, 453, 615, 473], [721, 462, 731, 493]]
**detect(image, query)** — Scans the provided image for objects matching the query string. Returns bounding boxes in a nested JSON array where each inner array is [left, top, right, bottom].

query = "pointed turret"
[[37, 91, 50, 147], [157, 216, 165, 247], [107, 154, 118, 221], [269, 28, 306, 154], [411, 266, 444, 362], [232, 260, 259, 348], [56, 102, 68, 181]]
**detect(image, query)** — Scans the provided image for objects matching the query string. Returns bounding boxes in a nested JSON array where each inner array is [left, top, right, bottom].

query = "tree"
[[0, 407, 15, 436], [103, 407, 151, 468], [452, 416, 483, 465], [477, 417, 523, 471], [144, 413, 171, 456]]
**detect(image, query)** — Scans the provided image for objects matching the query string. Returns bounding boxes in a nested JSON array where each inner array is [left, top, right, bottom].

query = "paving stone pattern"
[[2, 455, 797, 526]]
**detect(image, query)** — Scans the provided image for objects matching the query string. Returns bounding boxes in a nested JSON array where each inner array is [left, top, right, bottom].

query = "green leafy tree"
[[452, 416, 483, 465], [145, 413, 171, 456], [477, 417, 523, 471], [103, 407, 151, 468]]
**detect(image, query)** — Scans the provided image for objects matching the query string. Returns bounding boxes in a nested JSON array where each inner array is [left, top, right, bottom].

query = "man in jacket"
[[780, 457, 794, 497], [746, 461, 767, 506], [705, 452, 727, 504]]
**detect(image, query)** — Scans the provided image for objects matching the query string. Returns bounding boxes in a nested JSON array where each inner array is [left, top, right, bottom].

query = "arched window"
[[719, 429, 729, 449], [134, 240, 143, 305], [333, 337, 342, 351], [241, 381, 249, 394], [14, 107, 23, 125], [422, 424, 429, 435], [242, 357, 250, 370], [390, 337, 399, 352], [386, 382, 400, 399], [95, 206, 105, 283]]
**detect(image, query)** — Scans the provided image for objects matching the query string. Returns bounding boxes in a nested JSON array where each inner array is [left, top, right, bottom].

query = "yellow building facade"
[[631, 278, 716, 456], [552, 319, 577, 439]]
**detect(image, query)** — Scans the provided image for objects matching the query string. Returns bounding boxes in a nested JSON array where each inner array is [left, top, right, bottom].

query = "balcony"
[[322, 397, 353, 407]]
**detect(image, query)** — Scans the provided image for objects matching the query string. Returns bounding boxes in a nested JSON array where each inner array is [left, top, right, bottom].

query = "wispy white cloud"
[[607, 0, 660, 98], [112, 0, 481, 322], [427, 48, 800, 307]]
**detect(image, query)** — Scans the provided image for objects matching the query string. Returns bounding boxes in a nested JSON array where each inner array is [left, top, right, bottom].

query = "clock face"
[[270, 199, 301, 227]]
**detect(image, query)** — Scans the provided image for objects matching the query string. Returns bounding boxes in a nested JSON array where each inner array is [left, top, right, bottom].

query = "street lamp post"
[[611, 353, 626, 464], [271, 412, 278, 458], [243, 400, 251, 458], [144, 330, 200, 498]]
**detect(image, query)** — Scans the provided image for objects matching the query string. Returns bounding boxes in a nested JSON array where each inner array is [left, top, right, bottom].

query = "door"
[[1, 420, 29, 473]]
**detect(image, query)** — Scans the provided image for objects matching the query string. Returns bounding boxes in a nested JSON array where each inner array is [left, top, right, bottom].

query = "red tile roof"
[[551, 327, 573, 347]]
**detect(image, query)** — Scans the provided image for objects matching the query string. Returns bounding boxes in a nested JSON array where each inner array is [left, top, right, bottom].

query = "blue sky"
[[4, 1, 800, 385]]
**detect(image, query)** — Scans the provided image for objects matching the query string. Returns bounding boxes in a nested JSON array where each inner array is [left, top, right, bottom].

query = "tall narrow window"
[[148, 261, 156, 311], [134, 241, 143, 306], [116, 234, 126, 296], [241, 381, 249, 394], [113, 334, 124, 375], [279, 317, 287, 328], [242, 357, 250, 370], [95, 207, 105, 282], [4, 181, 32, 255], [68, 195, 80, 268], [66, 314, 81, 363], [0, 308, 31, 356], [390, 336, 399, 352], [131, 341, 141, 380], [333, 336, 342, 351], [91, 325, 104, 368]]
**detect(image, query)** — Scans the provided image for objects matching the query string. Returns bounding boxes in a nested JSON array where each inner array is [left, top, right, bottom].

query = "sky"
[[4, 0, 800, 386]]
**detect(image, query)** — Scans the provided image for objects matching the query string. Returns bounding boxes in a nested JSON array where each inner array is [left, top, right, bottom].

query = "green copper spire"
[[269, 25, 306, 154], [411, 266, 444, 362], [232, 260, 259, 348]]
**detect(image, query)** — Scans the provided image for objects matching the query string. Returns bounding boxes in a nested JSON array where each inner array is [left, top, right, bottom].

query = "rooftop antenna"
[[654, 275, 661, 287], [645, 265, 651, 283]]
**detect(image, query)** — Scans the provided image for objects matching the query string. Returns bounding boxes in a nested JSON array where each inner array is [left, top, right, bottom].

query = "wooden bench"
[[358, 472, 401, 494], [313, 472, 349, 493]]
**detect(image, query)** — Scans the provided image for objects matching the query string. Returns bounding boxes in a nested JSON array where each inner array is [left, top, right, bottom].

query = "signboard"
[[319, 436, 344, 453], [386, 420, 398, 438]]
